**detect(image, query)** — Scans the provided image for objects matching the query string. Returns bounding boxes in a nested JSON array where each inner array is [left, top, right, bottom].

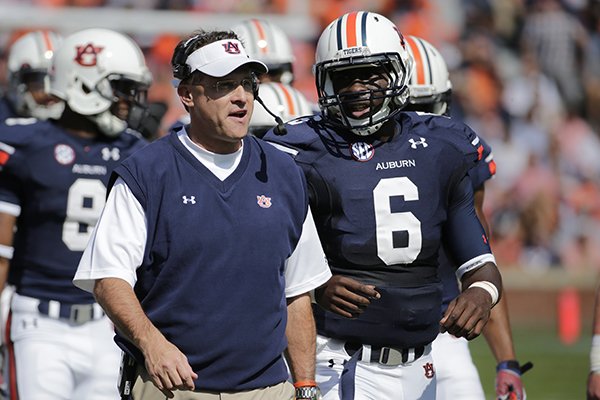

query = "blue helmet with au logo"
[[314, 11, 413, 136], [49, 28, 152, 137]]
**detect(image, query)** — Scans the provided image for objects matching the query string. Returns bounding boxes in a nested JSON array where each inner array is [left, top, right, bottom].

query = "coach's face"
[[178, 66, 256, 154]]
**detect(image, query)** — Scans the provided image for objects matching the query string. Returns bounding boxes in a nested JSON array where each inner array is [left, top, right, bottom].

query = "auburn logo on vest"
[[423, 362, 435, 379], [256, 195, 272, 208]]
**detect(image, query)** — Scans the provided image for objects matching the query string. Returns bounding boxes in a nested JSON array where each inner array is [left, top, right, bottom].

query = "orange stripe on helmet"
[[345, 12, 358, 48], [41, 30, 54, 51], [405, 36, 425, 85], [277, 83, 296, 115], [251, 19, 268, 54]]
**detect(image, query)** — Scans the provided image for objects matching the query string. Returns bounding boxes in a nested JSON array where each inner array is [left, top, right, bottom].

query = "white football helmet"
[[232, 19, 295, 84], [49, 28, 152, 137], [314, 11, 413, 136], [404, 35, 452, 116], [251, 82, 313, 137], [7, 30, 64, 120]]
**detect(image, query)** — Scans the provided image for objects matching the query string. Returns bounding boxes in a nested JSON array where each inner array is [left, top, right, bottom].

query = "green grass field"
[[470, 324, 590, 399]]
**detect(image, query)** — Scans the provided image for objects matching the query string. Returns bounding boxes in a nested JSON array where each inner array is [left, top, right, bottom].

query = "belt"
[[37, 299, 105, 325], [344, 342, 426, 366]]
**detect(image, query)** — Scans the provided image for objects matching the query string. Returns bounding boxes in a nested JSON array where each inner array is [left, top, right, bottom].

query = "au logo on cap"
[[222, 41, 241, 54]]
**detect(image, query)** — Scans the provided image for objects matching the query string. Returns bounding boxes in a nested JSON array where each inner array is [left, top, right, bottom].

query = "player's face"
[[330, 64, 390, 120], [23, 73, 60, 107], [182, 67, 255, 153], [109, 78, 149, 122]]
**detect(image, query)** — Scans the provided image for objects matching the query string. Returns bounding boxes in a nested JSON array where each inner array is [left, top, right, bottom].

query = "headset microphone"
[[255, 95, 287, 135]]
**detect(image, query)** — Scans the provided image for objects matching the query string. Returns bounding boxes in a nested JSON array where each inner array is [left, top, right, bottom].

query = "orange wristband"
[[294, 380, 317, 388]]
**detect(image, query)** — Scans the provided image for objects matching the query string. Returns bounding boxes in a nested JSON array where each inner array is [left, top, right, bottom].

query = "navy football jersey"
[[0, 119, 146, 304], [111, 131, 309, 391], [265, 112, 493, 347], [0, 97, 17, 122]]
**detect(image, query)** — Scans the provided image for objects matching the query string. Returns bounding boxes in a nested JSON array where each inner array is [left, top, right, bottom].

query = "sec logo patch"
[[54, 144, 75, 165]]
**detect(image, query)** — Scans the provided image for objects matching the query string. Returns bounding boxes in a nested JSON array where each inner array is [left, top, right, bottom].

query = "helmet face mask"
[[316, 54, 409, 136], [49, 28, 152, 137], [314, 11, 413, 136]]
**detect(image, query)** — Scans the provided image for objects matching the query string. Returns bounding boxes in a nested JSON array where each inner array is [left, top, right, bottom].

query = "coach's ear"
[[177, 84, 194, 109]]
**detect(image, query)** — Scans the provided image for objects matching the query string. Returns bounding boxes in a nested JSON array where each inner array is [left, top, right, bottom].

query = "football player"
[[0, 28, 150, 399], [0, 30, 64, 122], [403, 35, 527, 400], [264, 11, 503, 399]]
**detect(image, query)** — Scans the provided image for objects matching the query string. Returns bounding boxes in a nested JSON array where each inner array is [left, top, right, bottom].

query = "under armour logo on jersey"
[[182, 196, 196, 204], [74, 43, 104, 67], [222, 41, 241, 54], [351, 142, 375, 162], [101, 147, 121, 161], [257, 195, 272, 208], [409, 137, 428, 149], [423, 362, 435, 379]]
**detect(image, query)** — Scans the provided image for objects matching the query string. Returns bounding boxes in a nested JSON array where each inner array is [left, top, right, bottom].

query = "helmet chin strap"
[[87, 110, 127, 137]]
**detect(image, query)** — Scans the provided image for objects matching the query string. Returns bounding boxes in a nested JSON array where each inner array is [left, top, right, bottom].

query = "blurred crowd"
[[1, 0, 599, 272]]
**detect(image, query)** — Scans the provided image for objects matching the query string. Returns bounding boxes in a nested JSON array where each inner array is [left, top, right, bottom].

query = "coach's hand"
[[440, 285, 492, 340], [143, 333, 198, 398], [315, 275, 380, 318]]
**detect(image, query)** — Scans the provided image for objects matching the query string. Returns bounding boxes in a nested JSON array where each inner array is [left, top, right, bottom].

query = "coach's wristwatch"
[[294, 380, 322, 400], [295, 386, 322, 400]]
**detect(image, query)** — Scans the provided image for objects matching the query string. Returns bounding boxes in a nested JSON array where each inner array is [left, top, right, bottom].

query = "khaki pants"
[[132, 366, 295, 400]]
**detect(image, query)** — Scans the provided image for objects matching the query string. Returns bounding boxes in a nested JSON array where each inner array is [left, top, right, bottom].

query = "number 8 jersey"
[[264, 111, 495, 348], [0, 119, 146, 304]]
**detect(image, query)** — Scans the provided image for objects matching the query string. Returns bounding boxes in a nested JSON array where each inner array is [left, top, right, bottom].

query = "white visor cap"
[[186, 39, 268, 78]]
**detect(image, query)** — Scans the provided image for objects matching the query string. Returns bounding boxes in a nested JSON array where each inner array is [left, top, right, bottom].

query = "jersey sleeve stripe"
[[266, 141, 299, 157], [0, 201, 21, 216]]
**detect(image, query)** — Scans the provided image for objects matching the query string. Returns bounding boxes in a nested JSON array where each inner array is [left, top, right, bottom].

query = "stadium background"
[[0, 0, 598, 398]]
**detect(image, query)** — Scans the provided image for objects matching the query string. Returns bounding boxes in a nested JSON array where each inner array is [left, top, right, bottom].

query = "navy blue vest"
[[113, 132, 308, 391]]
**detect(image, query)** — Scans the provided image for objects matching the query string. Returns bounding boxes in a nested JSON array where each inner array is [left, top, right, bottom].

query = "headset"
[[172, 34, 286, 135]]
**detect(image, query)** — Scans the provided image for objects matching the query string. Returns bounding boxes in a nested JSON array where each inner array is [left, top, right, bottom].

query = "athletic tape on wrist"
[[0, 244, 14, 260], [591, 334, 600, 373], [468, 280, 499, 306]]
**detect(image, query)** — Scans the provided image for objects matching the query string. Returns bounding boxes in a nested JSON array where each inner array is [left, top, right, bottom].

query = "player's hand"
[[496, 360, 525, 400], [143, 336, 198, 398], [588, 372, 600, 400], [314, 275, 380, 318], [440, 285, 491, 340]]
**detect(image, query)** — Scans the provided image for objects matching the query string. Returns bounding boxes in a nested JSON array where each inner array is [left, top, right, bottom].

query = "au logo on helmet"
[[74, 43, 104, 67]]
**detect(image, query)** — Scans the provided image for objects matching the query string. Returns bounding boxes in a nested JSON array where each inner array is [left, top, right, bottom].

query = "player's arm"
[[588, 282, 600, 400], [473, 185, 528, 399], [441, 174, 502, 340]]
